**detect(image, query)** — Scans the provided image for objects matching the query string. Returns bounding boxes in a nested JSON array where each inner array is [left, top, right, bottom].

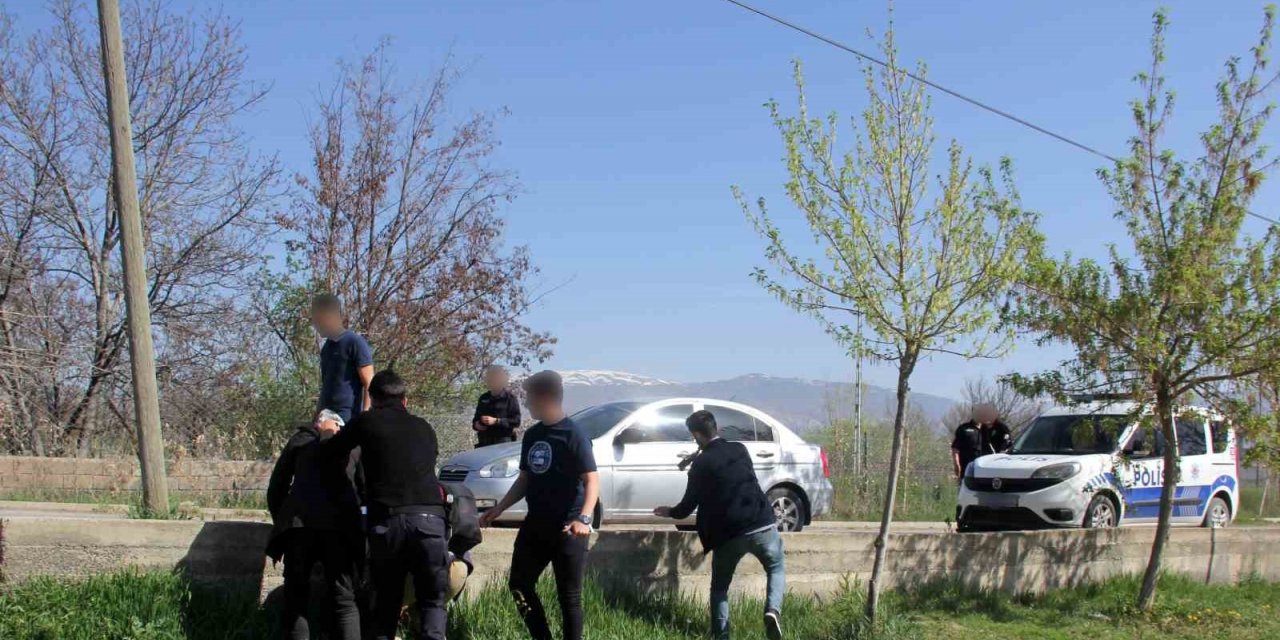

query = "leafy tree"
[[736, 26, 1041, 619], [1005, 8, 1280, 610]]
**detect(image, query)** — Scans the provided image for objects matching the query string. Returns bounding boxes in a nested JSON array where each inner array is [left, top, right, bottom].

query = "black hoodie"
[[669, 438, 776, 553], [265, 424, 362, 561]]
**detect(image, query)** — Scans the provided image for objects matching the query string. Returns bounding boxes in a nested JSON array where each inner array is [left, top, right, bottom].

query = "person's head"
[[973, 403, 1000, 426], [310, 294, 345, 338], [369, 369, 408, 408], [685, 410, 718, 446], [313, 409, 344, 439], [522, 370, 564, 422], [483, 365, 510, 394]]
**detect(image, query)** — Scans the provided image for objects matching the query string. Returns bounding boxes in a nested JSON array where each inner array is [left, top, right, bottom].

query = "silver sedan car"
[[439, 398, 833, 531]]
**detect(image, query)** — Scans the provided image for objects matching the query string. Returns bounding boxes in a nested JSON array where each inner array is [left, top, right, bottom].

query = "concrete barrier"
[[3, 516, 1277, 602]]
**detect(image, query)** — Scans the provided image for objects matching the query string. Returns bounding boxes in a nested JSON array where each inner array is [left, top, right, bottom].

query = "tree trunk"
[[865, 352, 915, 620], [1137, 386, 1179, 609]]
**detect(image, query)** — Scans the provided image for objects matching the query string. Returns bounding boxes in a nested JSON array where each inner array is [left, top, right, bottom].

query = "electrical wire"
[[719, 0, 1280, 227]]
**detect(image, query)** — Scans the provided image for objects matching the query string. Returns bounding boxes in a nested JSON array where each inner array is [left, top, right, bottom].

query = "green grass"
[[4, 569, 1274, 639], [0, 488, 268, 517], [822, 473, 956, 522]]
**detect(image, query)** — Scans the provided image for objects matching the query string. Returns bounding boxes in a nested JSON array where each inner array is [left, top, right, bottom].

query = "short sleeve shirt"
[[318, 330, 373, 420], [519, 417, 597, 528]]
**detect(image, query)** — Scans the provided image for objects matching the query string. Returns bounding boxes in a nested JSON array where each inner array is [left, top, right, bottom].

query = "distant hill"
[[555, 370, 957, 436]]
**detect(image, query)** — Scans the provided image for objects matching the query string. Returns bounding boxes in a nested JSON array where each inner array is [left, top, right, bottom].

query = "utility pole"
[[96, 0, 169, 514]]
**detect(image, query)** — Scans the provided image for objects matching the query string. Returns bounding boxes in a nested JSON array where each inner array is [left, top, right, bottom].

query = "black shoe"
[[764, 608, 782, 640]]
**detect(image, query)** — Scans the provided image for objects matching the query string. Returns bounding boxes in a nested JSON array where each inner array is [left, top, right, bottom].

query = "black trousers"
[[368, 512, 450, 640], [508, 525, 589, 640], [279, 529, 361, 640]]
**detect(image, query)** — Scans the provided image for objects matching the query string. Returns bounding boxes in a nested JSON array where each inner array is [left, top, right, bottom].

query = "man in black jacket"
[[322, 370, 449, 640], [654, 410, 784, 640], [266, 410, 363, 640], [472, 365, 521, 447], [951, 403, 1013, 480]]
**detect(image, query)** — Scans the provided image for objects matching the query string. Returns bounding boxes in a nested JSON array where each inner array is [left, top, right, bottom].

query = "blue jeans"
[[709, 527, 785, 639]]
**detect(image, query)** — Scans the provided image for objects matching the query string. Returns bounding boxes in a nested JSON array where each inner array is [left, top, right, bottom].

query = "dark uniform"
[[952, 419, 1013, 474], [326, 404, 449, 640], [472, 389, 521, 447], [508, 416, 596, 640], [266, 423, 363, 640]]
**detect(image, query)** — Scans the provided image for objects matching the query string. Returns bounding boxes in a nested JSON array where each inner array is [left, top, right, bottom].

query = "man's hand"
[[316, 418, 341, 437], [653, 506, 672, 518], [564, 520, 592, 538], [478, 509, 501, 528], [479, 415, 497, 426], [474, 420, 488, 432]]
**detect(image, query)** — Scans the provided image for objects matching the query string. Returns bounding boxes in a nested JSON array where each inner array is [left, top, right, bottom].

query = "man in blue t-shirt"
[[311, 294, 374, 422], [480, 370, 598, 640]]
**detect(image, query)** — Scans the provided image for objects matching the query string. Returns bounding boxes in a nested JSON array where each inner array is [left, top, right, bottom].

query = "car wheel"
[[768, 487, 806, 533], [675, 524, 697, 532], [1083, 494, 1118, 529], [1202, 496, 1231, 528], [592, 503, 603, 531]]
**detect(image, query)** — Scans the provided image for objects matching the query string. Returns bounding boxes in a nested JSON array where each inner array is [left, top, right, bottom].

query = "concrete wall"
[[3, 517, 1277, 602], [0, 456, 272, 499]]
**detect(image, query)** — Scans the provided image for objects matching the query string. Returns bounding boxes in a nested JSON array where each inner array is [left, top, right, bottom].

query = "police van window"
[[1125, 424, 1166, 459], [1176, 418, 1208, 456], [635, 404, 695, 443], [708, 406, 758, 442], [1210, 421, 1230, 454]]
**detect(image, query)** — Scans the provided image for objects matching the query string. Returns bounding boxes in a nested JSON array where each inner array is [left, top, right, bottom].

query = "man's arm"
[[266, 437, 299, 517], [659, 463, 701, 520], [357, 365, 374, 412], [567, 471, 600, 537], [479, 470, 529, 527], [499, 396, 521, 431], [472, 397, 487, 432]]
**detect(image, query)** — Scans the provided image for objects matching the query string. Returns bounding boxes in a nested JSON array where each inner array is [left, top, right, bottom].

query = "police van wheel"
[[593, 503, 603, 531], [1083, 494, 1118, 529], [769, 488, 806, 533], [1202, 496, 1231, 528]]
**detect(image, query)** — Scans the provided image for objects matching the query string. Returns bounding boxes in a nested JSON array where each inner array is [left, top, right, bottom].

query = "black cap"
[[522, 370, 563, 399]]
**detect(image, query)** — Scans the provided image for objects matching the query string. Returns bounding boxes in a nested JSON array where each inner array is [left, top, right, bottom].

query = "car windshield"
[[570, 402, 645, 440], [1010, 414, 1129, 455]]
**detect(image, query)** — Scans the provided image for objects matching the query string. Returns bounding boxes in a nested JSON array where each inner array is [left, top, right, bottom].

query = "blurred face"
[[975, 405, 999, 425], [310, 308, 343, 338], [484, 368, 509, 394], [526, 392, 562, 422]]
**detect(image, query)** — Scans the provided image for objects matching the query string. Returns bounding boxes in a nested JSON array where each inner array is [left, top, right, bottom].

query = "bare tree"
[[0, 0, 278, 454], [274, 44, 553, 404], [940, 377, 1045, 433]]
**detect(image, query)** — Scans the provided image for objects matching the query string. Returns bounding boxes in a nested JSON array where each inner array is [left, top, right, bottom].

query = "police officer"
[[479, 370, 598, 640], [322, 370, 449, 640], [472, 365, 521, 447], [951, 403, 1013, 480]]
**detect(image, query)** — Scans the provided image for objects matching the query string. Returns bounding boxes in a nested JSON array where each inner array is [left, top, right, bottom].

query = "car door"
[[1174, 416, 1212, 523], [1119, 421, 1166, 524], [701, 403, 782, 485], [1120, 417, 1209, 524], [607, 403, 697, 521]]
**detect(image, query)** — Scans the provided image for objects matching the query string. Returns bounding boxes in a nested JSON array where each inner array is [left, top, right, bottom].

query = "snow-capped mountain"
[[549, 370, 956, 435], [558, 369, 678, 387]]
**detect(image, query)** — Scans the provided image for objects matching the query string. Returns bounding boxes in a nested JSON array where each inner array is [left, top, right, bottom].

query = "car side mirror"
[[615, 428, 644, 446]]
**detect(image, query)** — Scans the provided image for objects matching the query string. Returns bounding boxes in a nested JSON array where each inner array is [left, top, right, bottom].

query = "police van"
[[956, 400, 1239, 531]]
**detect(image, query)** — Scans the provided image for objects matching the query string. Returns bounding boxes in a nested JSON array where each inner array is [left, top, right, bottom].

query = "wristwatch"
[[576, 513, 593, 526]]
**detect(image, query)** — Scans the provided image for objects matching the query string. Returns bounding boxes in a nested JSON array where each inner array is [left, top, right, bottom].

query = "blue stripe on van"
[[1121, 475, 1235, 519]]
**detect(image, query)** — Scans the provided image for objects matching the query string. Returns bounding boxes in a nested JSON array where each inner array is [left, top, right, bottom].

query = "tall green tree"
[[1006, 8, 1280, 610], [736, 27, 1041, 619]]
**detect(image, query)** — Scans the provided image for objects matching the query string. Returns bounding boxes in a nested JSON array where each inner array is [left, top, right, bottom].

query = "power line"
[[719, 0, 1280, 228]]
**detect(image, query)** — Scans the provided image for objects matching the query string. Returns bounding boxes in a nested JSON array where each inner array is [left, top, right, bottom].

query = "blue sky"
[[11, 1, 1278, 399]]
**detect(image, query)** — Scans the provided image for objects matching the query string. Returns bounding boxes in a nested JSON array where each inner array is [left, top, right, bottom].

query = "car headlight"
[[477, 456, 520, 479], [964, 462, 976, 478], [1031, 462, 1081, 480]]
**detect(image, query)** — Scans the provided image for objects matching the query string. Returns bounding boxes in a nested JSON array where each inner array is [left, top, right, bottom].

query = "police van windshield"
[[571, 402, 646, 439], [1010, 414, 1129, 455]]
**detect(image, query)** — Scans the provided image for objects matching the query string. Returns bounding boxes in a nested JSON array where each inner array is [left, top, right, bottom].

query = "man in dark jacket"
[[472, 365, 521, 447], [654, 410, 784, 640], [951, 403, 1013, 480], [322, 370, 449, 640], [266, 410, 363, 640]]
